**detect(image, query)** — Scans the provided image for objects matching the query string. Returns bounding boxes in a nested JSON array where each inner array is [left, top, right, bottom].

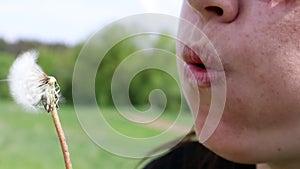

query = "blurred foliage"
[[0, 51, 15, 99], [0, 24, 186, 112]]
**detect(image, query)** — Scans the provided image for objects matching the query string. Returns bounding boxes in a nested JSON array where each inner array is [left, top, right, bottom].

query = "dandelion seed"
[[8, 50, 60, 112]]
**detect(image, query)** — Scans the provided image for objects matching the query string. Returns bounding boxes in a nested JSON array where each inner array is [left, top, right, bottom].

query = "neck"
[[257, 164, 271, 169], [257, 161, 300, 169]]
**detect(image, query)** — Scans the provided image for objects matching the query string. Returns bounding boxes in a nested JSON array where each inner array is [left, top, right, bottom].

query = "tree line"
[[0, 24, 186, 112]]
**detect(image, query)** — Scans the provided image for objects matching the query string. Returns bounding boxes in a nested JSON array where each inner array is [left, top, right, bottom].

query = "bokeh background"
[[0, 1, 195, 169]]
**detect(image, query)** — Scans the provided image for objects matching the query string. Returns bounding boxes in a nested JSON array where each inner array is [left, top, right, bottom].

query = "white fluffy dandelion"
[[8, 50, 72, 169], [8, 50, 60, 112]]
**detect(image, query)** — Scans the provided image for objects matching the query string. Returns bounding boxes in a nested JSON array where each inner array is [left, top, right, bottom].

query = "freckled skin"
[[178, 0, 300, 168]]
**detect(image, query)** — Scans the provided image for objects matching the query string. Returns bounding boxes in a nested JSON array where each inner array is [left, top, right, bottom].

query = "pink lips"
[[182, 46, 224, 88]]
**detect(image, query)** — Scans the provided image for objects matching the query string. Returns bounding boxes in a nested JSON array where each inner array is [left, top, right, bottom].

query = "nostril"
[[205, 6, 224, 16]]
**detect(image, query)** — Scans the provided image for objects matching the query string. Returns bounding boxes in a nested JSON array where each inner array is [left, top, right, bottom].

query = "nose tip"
[[188, 0, 239, 23]]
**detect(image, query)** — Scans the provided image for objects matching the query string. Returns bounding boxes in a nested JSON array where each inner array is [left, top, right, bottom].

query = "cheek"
[[201, 62, 300, 163], [224, 31, 300, 129]]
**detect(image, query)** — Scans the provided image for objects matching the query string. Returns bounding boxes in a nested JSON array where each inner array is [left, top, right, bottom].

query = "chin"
[[197, 121, 264, 165]]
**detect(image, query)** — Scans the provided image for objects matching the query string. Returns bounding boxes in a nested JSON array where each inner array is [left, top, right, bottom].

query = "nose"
[[187, 0, 239, 23]]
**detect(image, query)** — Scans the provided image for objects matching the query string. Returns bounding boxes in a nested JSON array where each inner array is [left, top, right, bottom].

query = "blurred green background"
[[0, 23, 192, 169], [0, 24, 183, 111]]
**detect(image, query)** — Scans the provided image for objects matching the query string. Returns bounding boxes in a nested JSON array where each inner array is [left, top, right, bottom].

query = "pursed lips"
[[181, 45, 225, 88]]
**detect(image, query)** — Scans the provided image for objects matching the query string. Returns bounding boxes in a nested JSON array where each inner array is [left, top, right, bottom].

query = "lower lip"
[[184, 63, 224, 88]]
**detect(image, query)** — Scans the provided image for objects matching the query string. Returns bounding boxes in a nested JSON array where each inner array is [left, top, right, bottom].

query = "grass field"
[[0, 100, 192, 169]]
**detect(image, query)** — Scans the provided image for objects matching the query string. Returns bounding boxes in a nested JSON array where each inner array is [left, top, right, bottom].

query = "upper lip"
[[182, 45, 223, 71], [182, 45, 205, 68]]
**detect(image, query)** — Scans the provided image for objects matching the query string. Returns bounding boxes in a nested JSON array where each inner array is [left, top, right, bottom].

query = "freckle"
[[260, 93, 264, 98], [258, 11, 262, 16], [277, 148, 281, 152], [236, 97, 242, 104]]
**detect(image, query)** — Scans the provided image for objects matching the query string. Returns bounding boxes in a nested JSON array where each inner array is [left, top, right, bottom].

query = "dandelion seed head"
[[8, 50, 49, 112]]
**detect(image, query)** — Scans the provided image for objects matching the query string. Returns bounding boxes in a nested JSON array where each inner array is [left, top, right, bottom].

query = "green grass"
[[0, 100, 192, 169]]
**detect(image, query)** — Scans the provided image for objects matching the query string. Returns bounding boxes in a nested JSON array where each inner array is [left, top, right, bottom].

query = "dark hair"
[[140, 131, 256, 169]]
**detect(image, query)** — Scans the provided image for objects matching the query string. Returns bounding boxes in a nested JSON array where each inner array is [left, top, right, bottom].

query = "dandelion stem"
[[50, 107, 73, 169]]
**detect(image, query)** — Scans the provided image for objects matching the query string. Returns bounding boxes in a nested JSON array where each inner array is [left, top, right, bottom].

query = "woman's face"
[[177, 0, 300, 165]]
